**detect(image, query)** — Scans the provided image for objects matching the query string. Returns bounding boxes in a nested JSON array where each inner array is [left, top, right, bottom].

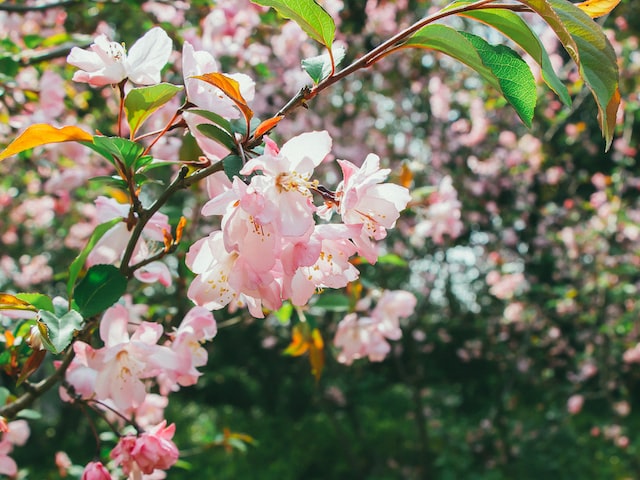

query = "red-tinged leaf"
[[16, 349, 46, 386], [0, 293, 36, 312], [253, 115, 284, 138], [191, 73, 253, 123], [575, 0, 621, 17], [0, 124, 93, 161]]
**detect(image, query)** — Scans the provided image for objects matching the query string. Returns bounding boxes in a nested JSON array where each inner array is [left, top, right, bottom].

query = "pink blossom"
[[64, 304, 180, 412], [157, 307, 217, 393], [567, 394, 584, 415], [486, 271, 527, 300], [334, 290, 417, 365], [240, 131, 332, 238], [412, 176, 463, 246], [333, 153, 411, 242], [0, 420, 30, 477], [110, 421, 179, 476], [81, 461, 112, 480], [67, 27, 172, 87], [134, 394, 169, 430], [623, 343, 640, 363], [55, 451, 72, 476]]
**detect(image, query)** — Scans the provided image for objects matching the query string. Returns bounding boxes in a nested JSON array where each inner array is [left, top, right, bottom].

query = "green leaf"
[[273, 301, 294, 325], [38, 310, 83, 354], [404, 25, 536, 127], [124, 83, 183, 137], [23, 34, 43, 49], [514, 0, 619, 149], [0, 387, 11, 405], [67, 217, 123, 298], [187, 109, 233, 134], [16, 409, 42, 420], [311, 293, 351, 312], [252, 0, 335, 49], [301, 46, 346, 84], [74, 264, 127, 318], [90, 137, 145, 169], [459, 31, 536, 127], [15, 293, 54, 313], [222, 154, 244, 182], [460, 7, 571, 106], [196, 124, 237, 151]]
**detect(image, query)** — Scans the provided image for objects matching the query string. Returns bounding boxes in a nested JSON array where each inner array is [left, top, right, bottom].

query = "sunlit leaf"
[[14, 293, 54, 313], [0, 293, 36, 312], [460, 7, 571, 106], [575, 0, 620, 17], [460, 32, 536, 127], [124, 83, 183, 137], [404, 25, 536, 126], [301, 46, 346, 84], [90, 136, 145, 169], [252, 0, 335, 49], [253, 115, 284, 138], [515, 0, 619, 149], [191, 73, 253, 124], [0, 124, 93, 161], [74, 265, 127, 318]]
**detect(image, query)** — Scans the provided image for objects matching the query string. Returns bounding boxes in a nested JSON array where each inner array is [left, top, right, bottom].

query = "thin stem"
[[117, 80, 126, 138], [141, 110, 182, 155], [119, 161, 225, 277]]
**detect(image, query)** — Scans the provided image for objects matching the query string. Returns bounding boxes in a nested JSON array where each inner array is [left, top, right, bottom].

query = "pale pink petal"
[[125, 27, 173, 85]]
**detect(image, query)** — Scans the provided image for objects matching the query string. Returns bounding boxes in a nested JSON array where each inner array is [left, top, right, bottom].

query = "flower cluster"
[[187, 133, 411, 317]]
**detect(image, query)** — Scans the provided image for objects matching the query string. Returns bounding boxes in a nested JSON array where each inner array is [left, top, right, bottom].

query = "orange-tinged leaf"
[[253, 115, 284, 138], [175, 216, 187, 244], [192, 73, 253, 123], [309, 328, 325, 382], [602, 86, 620, 152], [399, 163, 413, 188], [0, 293, 36, 312], [0, 124, 93, 161], [575, 0, 621, 18], [283, 325, 309, 356]]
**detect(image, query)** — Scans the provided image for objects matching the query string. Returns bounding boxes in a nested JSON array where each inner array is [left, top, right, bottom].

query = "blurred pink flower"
[[567, 394, 584, 415], [334, 290, 417, 365], [110, 421, 179, 476], [81, 461, 112, 480]]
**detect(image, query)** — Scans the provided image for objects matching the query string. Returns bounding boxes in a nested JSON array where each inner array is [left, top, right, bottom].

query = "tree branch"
[[0, 0, 81, 12]]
